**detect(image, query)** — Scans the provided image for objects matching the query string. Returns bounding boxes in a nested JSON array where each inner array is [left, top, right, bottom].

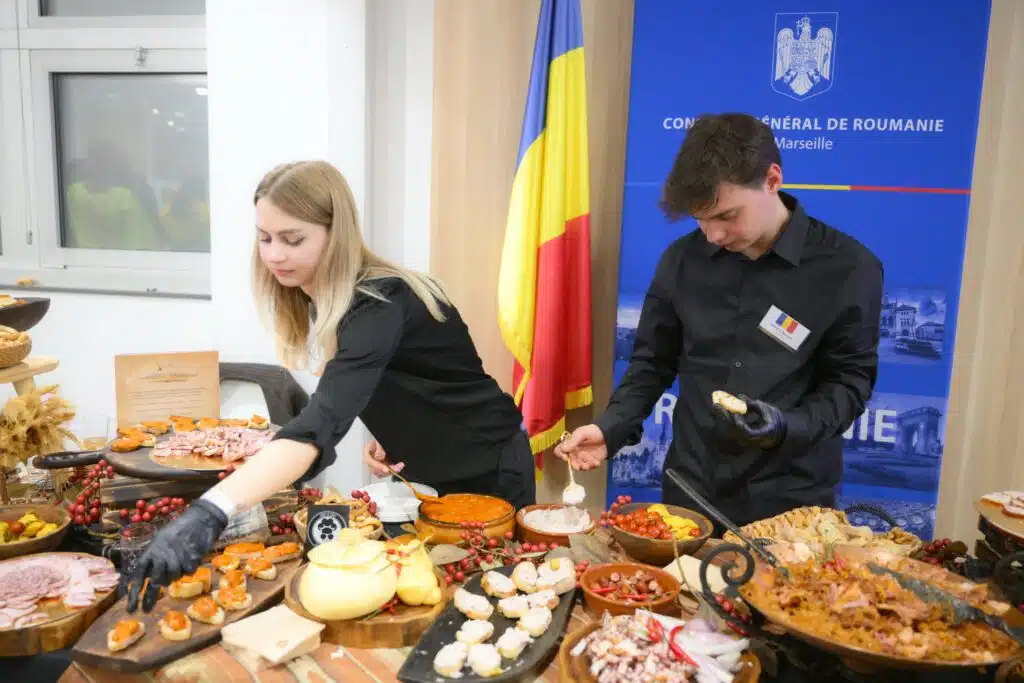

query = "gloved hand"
[[714, 395, 787, 449], [123, 499, 228, 613]]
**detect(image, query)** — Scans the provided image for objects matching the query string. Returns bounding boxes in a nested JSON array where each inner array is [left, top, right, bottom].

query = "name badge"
[[759, 305, 811, 352]]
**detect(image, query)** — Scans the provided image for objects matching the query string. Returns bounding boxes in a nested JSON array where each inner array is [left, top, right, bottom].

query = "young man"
[[555, 113, 883, 528]]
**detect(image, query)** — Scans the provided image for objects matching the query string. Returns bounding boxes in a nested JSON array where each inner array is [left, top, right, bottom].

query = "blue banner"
[[609, 0, 991, 540]]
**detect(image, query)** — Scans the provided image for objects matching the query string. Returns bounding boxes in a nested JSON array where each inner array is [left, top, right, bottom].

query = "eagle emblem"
[[772, 13, 837, 100]]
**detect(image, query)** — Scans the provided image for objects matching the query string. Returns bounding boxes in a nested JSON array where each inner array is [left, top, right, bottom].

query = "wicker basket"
[[0, 325, 31, 370], [724, 505, 922, 555]]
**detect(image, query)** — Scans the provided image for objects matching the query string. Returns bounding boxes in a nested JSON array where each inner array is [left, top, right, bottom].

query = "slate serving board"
[[397, 564, 576, 683]]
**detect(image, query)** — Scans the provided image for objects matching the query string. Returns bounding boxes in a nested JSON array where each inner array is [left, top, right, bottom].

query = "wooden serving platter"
[[396, 565, 576, 683], [557, 621, 761, 683], [0, 552, 117, 657], [72, 557, 301, 673], [105, 445, 222, 482], [283, 563, 448, 649]]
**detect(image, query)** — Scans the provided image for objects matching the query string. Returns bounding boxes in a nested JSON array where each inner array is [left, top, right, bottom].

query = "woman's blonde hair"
[[252, 160, 449, 370]]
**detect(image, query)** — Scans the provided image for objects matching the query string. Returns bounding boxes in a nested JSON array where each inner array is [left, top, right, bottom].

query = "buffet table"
[[53, 525, 1024, 683]]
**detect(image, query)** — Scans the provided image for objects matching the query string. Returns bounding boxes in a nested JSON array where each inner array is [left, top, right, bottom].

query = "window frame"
[[18, 0, 205, 31], [0, 48, 33, 269], [0, 4, 210, 298]]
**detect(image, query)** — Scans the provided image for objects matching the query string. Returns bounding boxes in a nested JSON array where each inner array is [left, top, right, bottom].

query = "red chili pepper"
[[647, 617, 664, 642], [592, 585, 616, 596], [668, 626, 699, 667]]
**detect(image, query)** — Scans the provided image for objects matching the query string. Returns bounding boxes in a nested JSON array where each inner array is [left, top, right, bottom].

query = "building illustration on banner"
[[840, 392, 946, 496], [772, 12, 838, 100], [879, 288, 947, 364]]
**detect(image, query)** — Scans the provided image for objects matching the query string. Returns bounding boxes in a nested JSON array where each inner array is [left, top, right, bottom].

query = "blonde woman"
[[125, 161, 531, 613]]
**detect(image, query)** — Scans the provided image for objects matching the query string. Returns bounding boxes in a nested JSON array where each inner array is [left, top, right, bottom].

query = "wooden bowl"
[[0, 297, 50, 332], [608, 502, 712, 565], [414, 494, 515, 545], [516, 503, 596, 547], [0, 326, 31, 370], [0, 503, 71, 560], [558, 620, 762, 683], [579, 562, 681, 618]]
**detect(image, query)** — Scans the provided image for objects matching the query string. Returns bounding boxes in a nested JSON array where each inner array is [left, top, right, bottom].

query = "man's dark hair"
[[660, 113, 781, 220]]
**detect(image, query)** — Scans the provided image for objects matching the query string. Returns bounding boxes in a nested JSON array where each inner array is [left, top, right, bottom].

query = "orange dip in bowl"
[[418, 493, 514, 525]]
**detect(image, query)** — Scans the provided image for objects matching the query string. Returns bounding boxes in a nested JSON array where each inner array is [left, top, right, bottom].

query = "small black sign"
[[302, 504, 352, 555]]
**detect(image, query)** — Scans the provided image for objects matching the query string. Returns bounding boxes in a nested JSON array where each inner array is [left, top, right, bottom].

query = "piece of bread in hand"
[[712, 390, 748, 415]]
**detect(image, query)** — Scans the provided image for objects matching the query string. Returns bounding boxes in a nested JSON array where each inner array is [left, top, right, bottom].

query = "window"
[[40, 0, 205, 17], [0, 0, 208, 296]]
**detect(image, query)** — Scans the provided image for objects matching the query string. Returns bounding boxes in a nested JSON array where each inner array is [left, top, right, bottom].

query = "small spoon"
[[386, 463, 442, 504], [559, 432, 586, 506]]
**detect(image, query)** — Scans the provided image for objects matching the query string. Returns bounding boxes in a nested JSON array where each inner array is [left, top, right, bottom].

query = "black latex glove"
[[714, 394, 787, 449], [123, 499, 228, 613]]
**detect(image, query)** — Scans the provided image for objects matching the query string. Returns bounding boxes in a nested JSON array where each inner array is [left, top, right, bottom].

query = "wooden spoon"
[[386, 463, 442, 504]]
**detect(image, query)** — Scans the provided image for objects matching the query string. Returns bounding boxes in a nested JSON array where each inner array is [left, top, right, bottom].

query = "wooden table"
[[59, 529, 710, 683]]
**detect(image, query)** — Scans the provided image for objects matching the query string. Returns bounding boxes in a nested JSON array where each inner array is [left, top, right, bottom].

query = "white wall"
[[2, 0, 435, 495]]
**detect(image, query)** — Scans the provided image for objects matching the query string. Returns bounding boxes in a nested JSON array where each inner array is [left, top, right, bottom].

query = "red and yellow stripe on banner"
[[498, 0, 593, 477], [783, 183, 971, 195]]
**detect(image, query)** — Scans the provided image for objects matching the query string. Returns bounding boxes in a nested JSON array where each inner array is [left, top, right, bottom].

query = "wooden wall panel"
[[937, 0, 1024, 541], [431, 0, 1024, 533], [430, 0, 634, 508]]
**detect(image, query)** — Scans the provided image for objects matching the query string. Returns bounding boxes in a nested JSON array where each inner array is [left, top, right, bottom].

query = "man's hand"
[[715, 395, 787, 449], [363, 439, 404, 478], [123, 499, 228, 613], [553, 425, 609, 471]]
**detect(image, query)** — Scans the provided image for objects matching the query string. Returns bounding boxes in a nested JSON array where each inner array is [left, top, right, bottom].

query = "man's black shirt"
[[274, 278, 524, 485], [596, 193, 883, 525]]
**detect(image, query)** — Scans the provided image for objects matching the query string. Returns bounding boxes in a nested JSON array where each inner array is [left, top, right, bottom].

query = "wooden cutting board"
[[72, 557, 301, 673], [0, 552, 118, 657], [283, 563, 448, 649]]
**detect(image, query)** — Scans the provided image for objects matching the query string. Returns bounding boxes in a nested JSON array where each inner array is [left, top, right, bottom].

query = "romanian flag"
[[498, 0, 593, 471], [776, 313, 799, 334]]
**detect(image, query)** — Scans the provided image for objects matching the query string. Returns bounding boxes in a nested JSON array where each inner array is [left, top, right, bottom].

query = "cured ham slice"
[[152, 426, 275, 463], [0, 554, 119, 629]]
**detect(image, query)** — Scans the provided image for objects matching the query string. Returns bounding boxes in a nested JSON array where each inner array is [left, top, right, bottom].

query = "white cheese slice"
[[220, 605, 325, 665], [663, 555, 727, 595]]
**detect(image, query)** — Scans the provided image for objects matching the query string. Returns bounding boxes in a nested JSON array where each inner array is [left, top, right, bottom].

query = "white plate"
[[359, 480, 438, 523]]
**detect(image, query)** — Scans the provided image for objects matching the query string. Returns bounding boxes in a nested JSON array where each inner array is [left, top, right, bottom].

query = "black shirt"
[[596, 193, 883, 526], [274, 278, 524, 485]]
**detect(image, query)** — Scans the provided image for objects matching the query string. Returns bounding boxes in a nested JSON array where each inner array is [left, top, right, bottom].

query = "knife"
[[866, 562, 1024, 645]]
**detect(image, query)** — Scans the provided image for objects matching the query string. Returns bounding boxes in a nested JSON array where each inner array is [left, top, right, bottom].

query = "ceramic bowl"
[[607, 502, 712, 565]]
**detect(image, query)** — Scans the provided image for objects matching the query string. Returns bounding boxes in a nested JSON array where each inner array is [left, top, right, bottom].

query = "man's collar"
[[698, 190, 807, 265], [771, 191, 808, 266]]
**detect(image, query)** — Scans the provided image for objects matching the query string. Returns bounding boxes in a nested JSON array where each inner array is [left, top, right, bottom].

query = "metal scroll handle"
[[664, 469, 785, 573]]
